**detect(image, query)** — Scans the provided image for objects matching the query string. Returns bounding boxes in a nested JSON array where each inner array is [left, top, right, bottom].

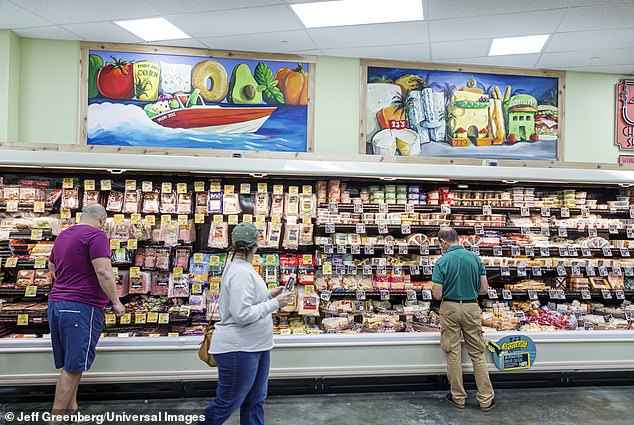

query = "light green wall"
[[563, 71, 623, 162], [314, 56, 360, 154], [0, 30, 20, 142], [18, 38, 80, 144], [1, 34, 629, 163]]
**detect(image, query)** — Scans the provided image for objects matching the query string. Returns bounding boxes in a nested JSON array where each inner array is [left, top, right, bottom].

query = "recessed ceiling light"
[[488, 34, 549, 56], [115, 17, 189, 42], [280, 40, 289, 44], [290, 0, 424, 29]]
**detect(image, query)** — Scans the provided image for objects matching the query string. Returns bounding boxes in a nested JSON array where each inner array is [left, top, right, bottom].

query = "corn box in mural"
[[365, 66, 560, 161]]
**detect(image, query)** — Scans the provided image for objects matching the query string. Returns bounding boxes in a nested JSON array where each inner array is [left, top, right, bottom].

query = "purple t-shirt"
[[49, 224, 111, 310]]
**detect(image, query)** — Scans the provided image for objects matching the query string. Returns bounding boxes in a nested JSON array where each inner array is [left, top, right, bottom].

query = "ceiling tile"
[[322, 44, 430, 62], [166, 5, 302, 38], [12, 25, 79, 40], [63, 22, 143, 43], [14, 0, 162, 24], [426, 0, 572, 20], [546, 28, 634, 52], [538, 47, 634, 68], [568, 64, 634, 74], [0, 0, 50, 28], [308, 21, 428, 49], [201, 30, 316, 53], [143, 38, 208, 48], [558, 3, 634, 32], [431, 39, 489, 60], [441, 54, 541, 68], [150, 0, 284, 15], [429, 9, 565, 42]]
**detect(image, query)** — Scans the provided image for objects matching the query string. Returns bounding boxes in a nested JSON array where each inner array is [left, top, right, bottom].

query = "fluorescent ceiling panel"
[[291, 0, 424, 28], [115, 17, 189, 41], [489, 34, 550, 56]]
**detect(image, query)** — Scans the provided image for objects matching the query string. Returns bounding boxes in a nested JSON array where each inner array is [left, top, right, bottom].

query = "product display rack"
[[0, 152, 633, 387]]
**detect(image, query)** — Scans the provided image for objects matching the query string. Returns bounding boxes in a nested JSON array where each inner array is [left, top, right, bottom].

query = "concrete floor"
[[2, 387, 633, 425]]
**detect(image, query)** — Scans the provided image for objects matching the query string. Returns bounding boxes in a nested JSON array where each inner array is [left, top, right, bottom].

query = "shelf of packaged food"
[[0, 286, 50, 296], [0, 230, 55, 241], [489, 290, 634, 300], [0, 260, 41, 269], [0, 205, 55, 213], [318, 203, 634, 218]]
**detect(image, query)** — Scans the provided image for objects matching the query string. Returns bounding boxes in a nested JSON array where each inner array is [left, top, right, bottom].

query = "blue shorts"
[[48, 301, 105, 373]]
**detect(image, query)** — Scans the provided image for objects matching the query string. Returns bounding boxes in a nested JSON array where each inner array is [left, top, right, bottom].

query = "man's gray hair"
[[81, 204, 107, 220], [438, 226, 459, 244]]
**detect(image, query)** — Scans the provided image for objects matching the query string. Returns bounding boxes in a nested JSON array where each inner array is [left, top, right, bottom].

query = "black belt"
[[443, 299, 478, 303]]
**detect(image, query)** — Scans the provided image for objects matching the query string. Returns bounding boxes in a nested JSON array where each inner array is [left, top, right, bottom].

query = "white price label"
[[363, 264, 373, 275], [556, 266, 567, 276], [384, 244, 394, 255], [525, 246, 535, 257], [511, 246, 521, 257], [540, 247, 551, 257], [620, 247, 631, 257], [569, 247, 579, 257], [588, 228, 598, 237], [393, 265, 403, 275], [532, 266, 542, 277], [602, 247, 613, 257], [347, 265, 358, 275], [325, 223, 335, 234], [541, 226, 550, 237], [541, 207, 551, 217], [517, 266, 527, 277], [420, 245, 430, 255], [581, 247, 592, 257], [441, 204, 451, 214], [379, 204, 389, 213], [502, 289, 512, 300], [380, 290, 390, 300], [520, 206, 530, 217], [581, 289, 592, 300], [377, 265, 387, 276], [364, 244, 374, 255], [615, 290, 625, 300], [398, 244, 408, 254], [493, 246, 503, 256], [475, 225, 484, 235], [405, 204, 415, 213], [528, 289, 538, 300], [609, 224, 619, 234], [401, 223, 411, 235], [350, 244, 360, 254], [422, 266, 433, 275], [337, 244, 347, 254], [560, 207, 570, 218], [488, 288, 498, 299], [323, 243, 333, 254], [410, 265, 420, 275], [558, 227, 568, 237], [625, 267, 634, 277], [329, 203, 339, 214], [421, 290, 432, 300], [598, 267, 609, 277], [586, 267, 596, 277], [470, 245, 480, 255], [581, 207, 590, 218], [321, 291, 332, 301], [613, 267, 623, 276], [572, 265, 581, 277], [356, 223, 366, 234], [628, 228, 634, 239], [559, 247, 569, 257], [483, 205, 492, 215], [378, 224, 389, 234], [601, 289, 612, 299], [356, 290, 366, 300], [500, 266, 510, 276], [521, 226, 530, 236], [407, 290, 417, 301], [354, 203, 364, 213]]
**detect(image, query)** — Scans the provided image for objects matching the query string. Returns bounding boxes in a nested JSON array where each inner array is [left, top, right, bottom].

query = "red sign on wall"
[[616, 79, 634, 150]]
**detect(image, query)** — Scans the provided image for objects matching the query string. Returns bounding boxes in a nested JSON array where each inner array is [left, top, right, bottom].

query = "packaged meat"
[[151, 271, 170, 296], [160, 192, 177, 214], [106, 191, 124, 212], [254, 192, 270, 216], [168, 273, 189, 298], [271, 194, 284, 217], [82, 190, 100, 208], [208, 222, 229, 248], [266, 222, 282, 249], [123, 190, 140, 213], [129, 272, 151, 294], [61, 188, 80, 210], [142, 192, 160, 213], [177, 193, 192, 214], [222, 194, 242, 214], [207, 192, 222, 213]]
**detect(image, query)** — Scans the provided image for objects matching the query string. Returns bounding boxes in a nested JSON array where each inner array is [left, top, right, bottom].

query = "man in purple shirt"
[[48, 204, 125, 416]]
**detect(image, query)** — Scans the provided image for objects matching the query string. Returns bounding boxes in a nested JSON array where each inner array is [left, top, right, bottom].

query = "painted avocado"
[[228, 64, 262, 104]]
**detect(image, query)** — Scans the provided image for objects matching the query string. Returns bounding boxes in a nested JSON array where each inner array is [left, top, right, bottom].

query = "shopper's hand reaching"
[[112, 301, 126, 317], [275, 290, 293, 309], [269, 286, 285, 298]]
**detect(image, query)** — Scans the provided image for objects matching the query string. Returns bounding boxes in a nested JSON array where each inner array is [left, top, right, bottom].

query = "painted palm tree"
[[429, 82, 457, 107], [542, 88, 558, 106], [476, 82, 493, 96], [370, 75, 393, 83], [511, 88, 529, 96]]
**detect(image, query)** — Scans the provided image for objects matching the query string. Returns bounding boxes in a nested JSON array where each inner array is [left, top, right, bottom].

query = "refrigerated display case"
[[0, 150, 632, 387]]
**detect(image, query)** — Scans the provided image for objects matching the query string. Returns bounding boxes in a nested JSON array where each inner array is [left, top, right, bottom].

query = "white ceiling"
[[2, 0, 634, 74]]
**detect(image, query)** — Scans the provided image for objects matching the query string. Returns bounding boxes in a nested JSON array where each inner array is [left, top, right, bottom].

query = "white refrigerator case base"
[[0, 332, 632, 386]]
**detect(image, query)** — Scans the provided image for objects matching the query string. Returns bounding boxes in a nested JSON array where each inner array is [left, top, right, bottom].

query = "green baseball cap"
[[231, 222, 259, 247]]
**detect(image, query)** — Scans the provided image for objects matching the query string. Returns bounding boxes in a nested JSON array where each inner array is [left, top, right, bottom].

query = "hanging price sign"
[[401, 223, 411, 235], [517, 266, 527, 277], [177, 183, 188, 194], [6, 200, 18, 212], [502, 289, 512, 300], [493, 246, 503, 256], [558, 227, 568, 237], [532, 266, 542, 277], [347, 265, 358, 275], [500, 266, 511, 277], [586, 266, 596, 277], [384, 244, 394, 255], [420, 245, 430, 255], [488, 289, 499, 299], [511, 246, 521, 257], [560, 207, 570, 218], [625, 267, 634, 277], [350, 244, 360, 254], [470, 245, 480, 255], [398, 244, 408, 255], [541, 207, 551, 217], [528, 289, 538, 300], [520, 206, 530, 217], [580, 289, 592, 300], [356, 223, 366, 234]]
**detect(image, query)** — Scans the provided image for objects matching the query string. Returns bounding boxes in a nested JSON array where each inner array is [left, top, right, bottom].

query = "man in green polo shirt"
[[432, 227, 495, 412]]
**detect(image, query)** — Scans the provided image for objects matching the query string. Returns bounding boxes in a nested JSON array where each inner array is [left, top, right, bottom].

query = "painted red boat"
[[152, 105, 276, 134]]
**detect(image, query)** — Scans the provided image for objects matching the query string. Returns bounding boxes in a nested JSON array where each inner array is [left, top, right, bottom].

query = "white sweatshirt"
[[210, 259, 279, 354]]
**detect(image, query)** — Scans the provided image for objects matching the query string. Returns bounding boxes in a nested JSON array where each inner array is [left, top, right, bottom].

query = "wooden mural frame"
[[359, 59, 566, 162], [79, 42, 316, 154]]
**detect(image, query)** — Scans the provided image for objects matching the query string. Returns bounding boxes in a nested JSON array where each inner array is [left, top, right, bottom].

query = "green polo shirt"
[[431, 245, 486, 301]]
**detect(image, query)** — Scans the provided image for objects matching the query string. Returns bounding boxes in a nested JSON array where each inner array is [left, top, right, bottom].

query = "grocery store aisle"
[[2, 386, 633, 425]]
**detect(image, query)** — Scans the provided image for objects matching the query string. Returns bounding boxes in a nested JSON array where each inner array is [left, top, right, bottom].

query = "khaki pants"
[[440, 301, 495, 407]]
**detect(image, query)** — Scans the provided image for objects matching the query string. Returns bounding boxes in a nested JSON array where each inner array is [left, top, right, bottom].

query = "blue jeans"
[[199, 350, 270, 425]]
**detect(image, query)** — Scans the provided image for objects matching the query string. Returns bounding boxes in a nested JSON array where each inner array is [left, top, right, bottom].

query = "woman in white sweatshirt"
[[199, 222, 292, 425]]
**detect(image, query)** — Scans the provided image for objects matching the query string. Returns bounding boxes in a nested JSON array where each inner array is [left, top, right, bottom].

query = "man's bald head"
[[81, 204, 107, 228]]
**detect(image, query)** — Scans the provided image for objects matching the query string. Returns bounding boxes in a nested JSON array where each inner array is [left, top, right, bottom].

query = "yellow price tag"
[[213, 214, 224, 224], [110, 239, 120, 250], [84, 179, 96, 191], [17, 314, 29, 326], [305, 285, 315, 294], [194, 213, 205, 224], [302, 185, 313, 195], [194, 181, 205, 192], [112, 267, 119, 276], [224, 185, 235, 195], [268, 284, 278, 290], [240, 183, 251, 194], [63, 178, 74, 189], [255, 215, 266, 225], [34, 257, 47, 269], [147, 312, 159, 323], [60, 208, 71, 219], [178, 215, 189, 226], [228, 215, 239, 225], [6, 200, 18, 212], [162, 182, 173, 193], [271, 216, 281, 226], [135, 313, 147, 324], [280, 328, 292, 335], [127, 239, 138, 250], [177, 183, 188, 194], [191, 283, 202, 294], [31, 229, 43, 241], [159, 313, 170, 324], [125, 180, 137, 191], [142, 181, 153, 192], [323, 263, 333, 275], [243, 214, 253, 223], [256, 183, 267, 193], [120, 313, 132, 325], [75, 213, 82, 223], [209, 282, 220, 295], [210, 182, 221, 192], [25, 286, 37, 297], [33, 201, 45, 213], [173, 267, 183, 278], [302, 217, 312, 225], [168, 332, 179, 337], [273, 185, 284, 195], [100, 179, 112, 191], [302, 254, 313, 265], [161, 214, 172, 225], [131, 213, 141, 224], [194, 253, 204, 264], [149, 333, 161, 337], [145, 215, 156, 226], [114, 214, 125, 225], [289, 186, 299, 196], [210, 256, 220, 267], [105, 313, 116, 325], [130, 267, 141, 278], [266, 255, 277, 266], [5, 257, 18, 268]]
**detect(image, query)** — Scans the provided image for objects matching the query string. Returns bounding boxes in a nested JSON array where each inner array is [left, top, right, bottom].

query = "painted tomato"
[[97, 57, 134, 99], [529, 133, 539, 142]]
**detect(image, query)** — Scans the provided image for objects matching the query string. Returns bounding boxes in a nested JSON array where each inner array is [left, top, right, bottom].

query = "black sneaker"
[[480, 398, 496, 412], [445, 393, 465, 409]]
